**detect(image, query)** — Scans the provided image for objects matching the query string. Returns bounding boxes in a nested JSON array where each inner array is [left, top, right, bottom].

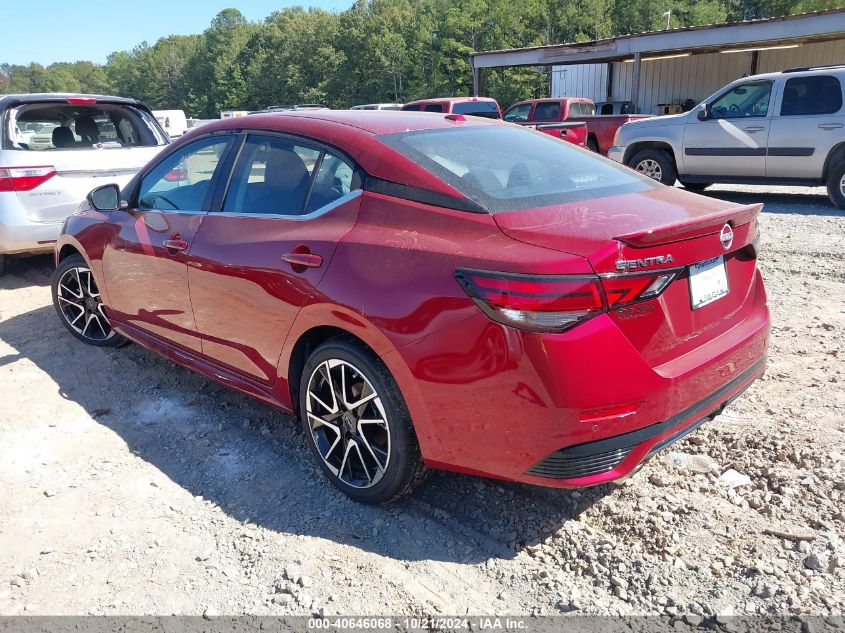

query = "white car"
[[0, 94, 168, 274], [153, 109, 188, 138]]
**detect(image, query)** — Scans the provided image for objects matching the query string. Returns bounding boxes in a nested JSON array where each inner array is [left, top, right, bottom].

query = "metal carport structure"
[[470, 9, 845, 114]]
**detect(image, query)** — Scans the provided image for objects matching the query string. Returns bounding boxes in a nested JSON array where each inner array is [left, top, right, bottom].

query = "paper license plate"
[[689, 256, 729, 309]]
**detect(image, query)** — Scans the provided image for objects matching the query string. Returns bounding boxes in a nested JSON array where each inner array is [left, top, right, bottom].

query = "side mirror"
[[88, 184, 122, 211], [697, 105, 710, 121]]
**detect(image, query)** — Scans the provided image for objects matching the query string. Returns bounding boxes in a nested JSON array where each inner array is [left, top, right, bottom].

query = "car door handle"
[[818, 123, 843, 130], [743, 126, 765, 133], [282, 252, 323, 269], [163, 239, 189, 251]]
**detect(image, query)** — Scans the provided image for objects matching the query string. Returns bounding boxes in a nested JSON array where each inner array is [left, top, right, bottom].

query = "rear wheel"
[[628, 149, 677, 185], [52, 254, 126, 347], [680, 181, 711, 192], [299, 337, 428, 504], [826, 160, 845, 209]]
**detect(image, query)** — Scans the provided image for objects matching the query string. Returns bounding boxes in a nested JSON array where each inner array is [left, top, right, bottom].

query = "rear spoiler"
[[614, 203, 761, 247]]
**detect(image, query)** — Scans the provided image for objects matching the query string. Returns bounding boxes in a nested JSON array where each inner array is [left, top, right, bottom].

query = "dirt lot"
[[0, 184, 843, 621]]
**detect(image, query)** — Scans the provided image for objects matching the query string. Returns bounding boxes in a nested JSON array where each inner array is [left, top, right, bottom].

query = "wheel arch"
[[822, 142, 845, 180], [624, 140, 677, 168]]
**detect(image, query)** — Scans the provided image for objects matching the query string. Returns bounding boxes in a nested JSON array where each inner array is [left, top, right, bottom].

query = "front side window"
[[781, 75, 843, 116], [709, 81, 772, 119], [424, 104, 445, 113], [224, 136, 321, 215], [379, 126, 653, 213], [137, 136, 230, 211], [401, 104, 422, 111], [6, 103, 166, 151], [503, 103, 531, 122]]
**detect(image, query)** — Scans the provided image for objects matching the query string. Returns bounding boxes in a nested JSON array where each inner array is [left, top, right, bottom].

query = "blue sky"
[[0, 0, 354, 66]]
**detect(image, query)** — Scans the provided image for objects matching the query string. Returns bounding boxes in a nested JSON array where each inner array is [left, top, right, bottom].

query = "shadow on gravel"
[[0, 254, 53, 290], [0, 304, 608, 564], [700, 188, 841, 216]]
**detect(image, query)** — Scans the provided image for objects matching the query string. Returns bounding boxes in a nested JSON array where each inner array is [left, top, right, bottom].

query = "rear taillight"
[[164, 166, 189, 182], [456, 267, 679, 333], [0, 166, 57, 192]]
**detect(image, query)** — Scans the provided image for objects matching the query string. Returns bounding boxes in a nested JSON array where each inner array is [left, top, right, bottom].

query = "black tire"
[[680, 181, 711, 192], [299, 337, 429, 504], [0, 254, 5, 277], [52, 254, 127, 347], [586, 136, 600, 153], [826, 160, 845, 209], [627, 149, 677, 185]]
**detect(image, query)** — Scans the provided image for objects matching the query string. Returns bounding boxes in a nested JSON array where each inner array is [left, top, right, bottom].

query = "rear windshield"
[[5, 102, 167, 151], [378, 125, 654, 213], [452, 101, 500, 119]]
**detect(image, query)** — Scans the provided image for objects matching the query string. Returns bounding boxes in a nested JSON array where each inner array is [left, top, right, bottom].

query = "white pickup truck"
[[608, 65, 845, 208]]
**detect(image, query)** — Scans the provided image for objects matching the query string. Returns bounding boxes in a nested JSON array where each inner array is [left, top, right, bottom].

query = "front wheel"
[[826, 160, 845, 209], [299, 337, 428, 504], [52, 254, 127, 347], [680, 181, 711, 192], [627, 149, 677, 185]]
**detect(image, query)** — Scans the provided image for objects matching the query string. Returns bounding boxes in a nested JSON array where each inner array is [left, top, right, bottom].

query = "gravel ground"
[[0, 184, 843, 622]]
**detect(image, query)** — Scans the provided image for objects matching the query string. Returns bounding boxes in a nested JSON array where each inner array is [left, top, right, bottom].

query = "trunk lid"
[[494, 186, 763, 369]]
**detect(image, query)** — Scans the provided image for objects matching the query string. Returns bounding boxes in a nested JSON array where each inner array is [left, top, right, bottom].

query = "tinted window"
[[224, 135, 319, 215], [599, 103, 614, 115], [533, 102, 561, 121], [424, 104, 445, 113], [710, 81, 772, 119], [137, 136, 230, 211], [379, 126, 653, 213], [452, 101, 500, 119], [781, 75, 843, 116], [503, 103, 531, 122], [305, 152, 356, 214], [401, 104, 422, 111]]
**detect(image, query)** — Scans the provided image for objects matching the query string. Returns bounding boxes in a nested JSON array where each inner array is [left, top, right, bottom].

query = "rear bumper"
[[394, 270, 770, 488], [0, 195, 63, 254]]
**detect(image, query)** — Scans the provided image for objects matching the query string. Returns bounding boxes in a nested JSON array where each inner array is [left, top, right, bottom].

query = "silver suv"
[[0, 94, 168, 274], [608, 66, 845, 208]]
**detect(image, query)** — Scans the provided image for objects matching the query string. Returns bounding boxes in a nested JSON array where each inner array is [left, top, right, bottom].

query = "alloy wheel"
[[56, 266, 114, 342], [839, 172, 845, 198], [305, 359, 391, 489], [635, 159, 663, 181]]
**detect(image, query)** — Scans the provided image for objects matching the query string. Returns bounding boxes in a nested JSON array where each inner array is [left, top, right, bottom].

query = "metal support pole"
[[606, 62, 614, 101], [631, 52, 642, 113], [472, 62, 480, 96], [750, 50, 759, 75]]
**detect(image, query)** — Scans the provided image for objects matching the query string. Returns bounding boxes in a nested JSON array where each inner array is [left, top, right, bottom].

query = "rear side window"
[[424, 104, 445, 113], [138, 136, 230, 211], [224, 135, 320, 215], [452, 101, 500, 119], [305, 152, 356, 214], [781, 75, 843, 116], [401, 104, 422, 111], [378, 126, 653, 213], [533, 102, 561, 121], [599, 103, 614, 115], [5, 102, 166, 151]]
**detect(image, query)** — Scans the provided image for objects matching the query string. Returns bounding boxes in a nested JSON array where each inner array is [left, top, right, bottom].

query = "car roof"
[[403, 96, 498, 106], [200, 109, 503, 136]]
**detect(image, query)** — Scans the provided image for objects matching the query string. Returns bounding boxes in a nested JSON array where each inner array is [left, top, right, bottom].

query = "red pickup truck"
[[503, 97, 649, 154]]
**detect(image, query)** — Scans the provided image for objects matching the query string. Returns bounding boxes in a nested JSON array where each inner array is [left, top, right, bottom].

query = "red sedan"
[[52, 111, 769, 503]]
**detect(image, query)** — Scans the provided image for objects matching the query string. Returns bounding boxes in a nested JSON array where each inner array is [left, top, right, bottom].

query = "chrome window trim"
[[210, 188, 362, 221]]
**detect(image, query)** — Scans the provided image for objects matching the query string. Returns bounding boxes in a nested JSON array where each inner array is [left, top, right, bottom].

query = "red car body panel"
[[57, 110, 769, 489]]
